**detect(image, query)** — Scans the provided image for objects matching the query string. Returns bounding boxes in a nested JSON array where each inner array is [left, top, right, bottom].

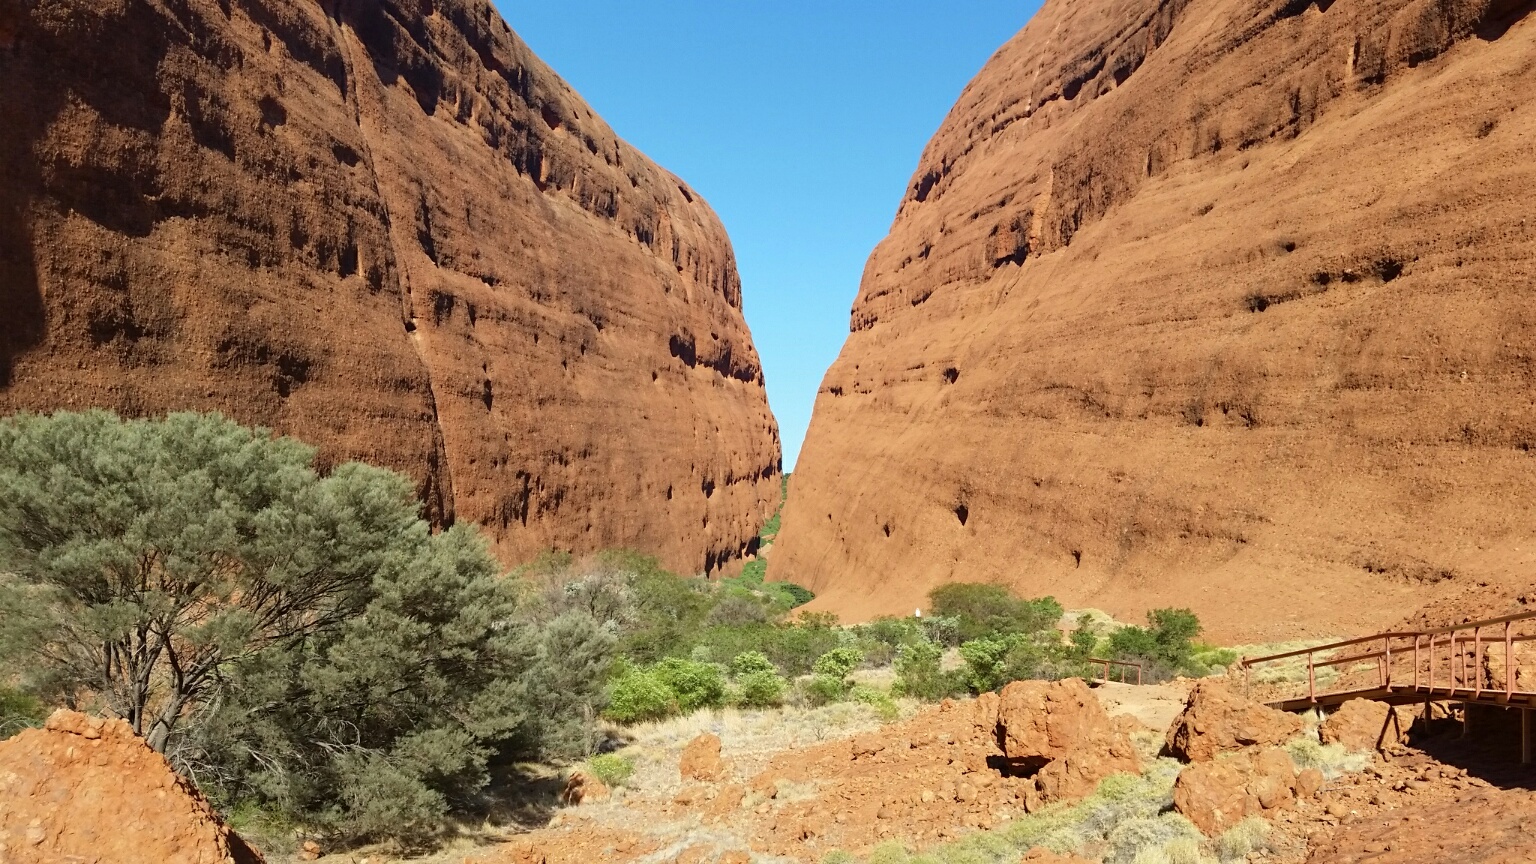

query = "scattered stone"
[[1296, 767, 1325, 799]]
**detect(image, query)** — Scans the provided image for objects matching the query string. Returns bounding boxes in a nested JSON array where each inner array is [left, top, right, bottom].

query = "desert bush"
[[0, 411, 427, 751], [804, 647, 864, 704], [734, 669, 789, 708], [960, 636, 1012, 693], [928, 583, 1064, 643], [178, 524, 602, 843], [1215, 816, 1270, 862], [0, 411, 614, 844], [651, 657, 727, 712], [730, 650, 777, 676], [605, 664, 677, 723], [1106, 813, 1206, 864], [851, 685, 900, 722], [0, 685, 44, 736], [851, 616, 926, 665], [893, 639, 955, 701], [1285, 734, 1371, 779], [1108, 607, 1209, 681], [585, 753, 635, 787], [813, 647, 864, 681]]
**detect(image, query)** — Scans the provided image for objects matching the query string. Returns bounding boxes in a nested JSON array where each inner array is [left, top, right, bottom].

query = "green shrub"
[[928, 583, 1063, 643], [812, 647, 864, 680], [0, 686, 45, 736], [1108, 607, 1210, 681], [851, 686, 900, 722], [585, 753, 635, 787], [734, 669, 789, 708], [893, 639, 952, 701], [605, 665, 677, 724], [652, 657, 727, 713], [802, 674, 847, 706], [730, 650, 777, 676], [959, 636, 1012, 693]]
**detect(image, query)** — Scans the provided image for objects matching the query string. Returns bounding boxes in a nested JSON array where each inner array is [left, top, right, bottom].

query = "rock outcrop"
[[1319, 699, 1406, 753], [1172, 746, 1307, 836], [775, 0, 1536, 638], [1165, 680, 1304, 762], [679, 732, 729, 782], [994, 677, 1142, 801], [0, 0, 779, 575], [0, 710, 263, 864]]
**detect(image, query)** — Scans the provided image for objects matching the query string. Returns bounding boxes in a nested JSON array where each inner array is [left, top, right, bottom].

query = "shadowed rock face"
[[0, 0, 780, 574], [778, 0, 1536, 639]]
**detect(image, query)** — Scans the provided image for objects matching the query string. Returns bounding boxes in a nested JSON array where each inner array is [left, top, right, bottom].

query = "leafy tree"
[[1107, 607, 1206, 681], [927, 583, 1063, 642], [0, 411, 612, 841], [0, 411, 427, 752]]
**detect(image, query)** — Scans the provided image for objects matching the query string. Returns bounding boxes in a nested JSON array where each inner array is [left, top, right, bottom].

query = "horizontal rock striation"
[[777, 0, 1536, 638], [0, 0, 779, 574]]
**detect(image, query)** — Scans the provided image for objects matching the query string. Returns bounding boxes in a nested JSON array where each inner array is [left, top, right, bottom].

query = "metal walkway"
[[1242, 610, 1536, 761]]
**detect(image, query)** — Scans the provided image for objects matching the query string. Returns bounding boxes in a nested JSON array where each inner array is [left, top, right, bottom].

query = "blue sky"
[[497, 3, 1041, 468]]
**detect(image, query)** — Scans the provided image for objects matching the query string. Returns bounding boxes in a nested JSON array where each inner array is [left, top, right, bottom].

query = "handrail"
[[1087, 657, 1143, 686], [1241, 608, 1536, 706]]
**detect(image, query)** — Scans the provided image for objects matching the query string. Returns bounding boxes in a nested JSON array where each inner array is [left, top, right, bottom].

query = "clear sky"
[[497, 3, 1041, 468]]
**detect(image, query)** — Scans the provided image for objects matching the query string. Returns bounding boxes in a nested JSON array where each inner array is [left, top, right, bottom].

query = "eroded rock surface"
[[777, 0, 1536, 639], [994, 677, 1142, 801], [0, 0, 779, 575], [680, 732, 729, 782], [1165, 680, 1304, 762], [0, 710, 263, 864], [1319, 699, 1407, 753], [1172, 746, 1306, 836]]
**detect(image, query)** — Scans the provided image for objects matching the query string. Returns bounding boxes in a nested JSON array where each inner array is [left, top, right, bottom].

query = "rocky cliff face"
[[778, 0, 1536, 639], [0, 0, 779, 574]]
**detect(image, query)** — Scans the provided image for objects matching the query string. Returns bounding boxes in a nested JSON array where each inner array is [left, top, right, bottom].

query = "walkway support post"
[[1524, 709, 1533, 765]]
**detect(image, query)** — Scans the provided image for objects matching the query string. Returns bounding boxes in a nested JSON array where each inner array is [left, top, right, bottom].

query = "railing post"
[[1384, 637, 1392, 688], [1308, 651, 1317, 703], [1474, 627, 1483, 699], [1449, 631, 1457, 696], [1414, 635, 1421, 691], [1508, 621, 1515, 702]]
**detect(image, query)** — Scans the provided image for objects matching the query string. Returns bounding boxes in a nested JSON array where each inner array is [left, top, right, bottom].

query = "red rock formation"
[[776, 0, 1536, 638], [1319, 699, 1407, 753], [0, 710, 263, 864], [994, 677, 1142, 801], [679, 732, 729, 782], [0, 0, 779, 575], [1165, 680, 1305, 762]]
